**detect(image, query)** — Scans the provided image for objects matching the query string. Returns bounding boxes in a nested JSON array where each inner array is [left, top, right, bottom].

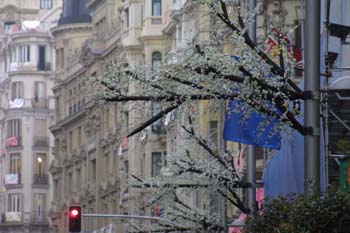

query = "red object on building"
[[256, 188, 264, 211], [122, 137, 128, 149], [6, 137, 18, 147]]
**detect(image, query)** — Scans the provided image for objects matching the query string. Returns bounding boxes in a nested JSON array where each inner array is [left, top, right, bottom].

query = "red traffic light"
[[69, 206, 81, 232], [70, 209, 79, 218]]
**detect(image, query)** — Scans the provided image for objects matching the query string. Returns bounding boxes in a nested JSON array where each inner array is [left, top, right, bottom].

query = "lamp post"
[[304, 0, 321, 195], [247, 0, 257, 215]]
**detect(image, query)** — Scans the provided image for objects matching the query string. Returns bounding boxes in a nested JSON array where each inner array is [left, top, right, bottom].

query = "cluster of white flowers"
[[83, 0, 305, 232]]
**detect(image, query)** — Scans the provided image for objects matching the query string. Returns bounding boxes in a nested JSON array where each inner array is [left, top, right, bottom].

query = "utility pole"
[[248, 0, 256, 215], [304, 0, 320, 195]]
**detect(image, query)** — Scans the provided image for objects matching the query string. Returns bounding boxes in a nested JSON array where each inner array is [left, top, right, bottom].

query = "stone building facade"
[[0, 0, 61, 232], [49, 0, 302, 232]]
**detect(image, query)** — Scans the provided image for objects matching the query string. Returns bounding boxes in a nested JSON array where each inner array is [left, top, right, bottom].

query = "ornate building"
[[49, 0, 303, 232], [0, 0, 62, 232]]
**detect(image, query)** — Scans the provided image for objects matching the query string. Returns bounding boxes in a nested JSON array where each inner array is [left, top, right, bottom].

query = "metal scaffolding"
[[322, 0, 350, 188]]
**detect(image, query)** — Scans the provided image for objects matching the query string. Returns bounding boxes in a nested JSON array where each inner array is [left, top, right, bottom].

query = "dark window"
[[38, 46, 46, 70], [4, 22, 17, 33], [152, 0, 162, 16], [152, 51, 162, 69], [124, 160, 129, 192], [125, 8, 129, 28], [152, 152, 162, 177]]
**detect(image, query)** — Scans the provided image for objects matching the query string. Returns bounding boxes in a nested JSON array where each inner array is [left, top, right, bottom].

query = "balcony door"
[[33, 193, 46, 222], [38, 46, 46, 70]]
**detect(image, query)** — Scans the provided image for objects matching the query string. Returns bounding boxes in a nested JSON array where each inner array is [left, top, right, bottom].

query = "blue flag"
[[223, 100, 281, 149], [223, 53, 282, 149]]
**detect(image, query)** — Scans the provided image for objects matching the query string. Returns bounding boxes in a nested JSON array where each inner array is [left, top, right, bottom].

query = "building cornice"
[[51, 23, 92, 36], [53, 110, 87, 129], [10, 31, 52, 40], [6, 108, 55, 119]]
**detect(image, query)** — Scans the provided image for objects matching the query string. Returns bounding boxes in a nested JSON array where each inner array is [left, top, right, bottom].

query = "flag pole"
[[248, 0, 257, 215], [304, 0, 320, 195]]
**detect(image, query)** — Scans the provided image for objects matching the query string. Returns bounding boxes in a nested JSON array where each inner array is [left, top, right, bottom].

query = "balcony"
[[37, 62, 51, 71], [33, 136, 49, 148], [31, 211, 49, 224], [31, 98, 49, 108], [9, 62, 37, 72], [142, 16, 164, 38], [151, 16, 162, 25], [9, 62, 51, 73], [33, 174, 49, 185], [1, 211, 49, 224]]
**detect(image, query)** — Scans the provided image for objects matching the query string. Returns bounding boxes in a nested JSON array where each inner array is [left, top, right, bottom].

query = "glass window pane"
[[152, 152, 162, 177], [152, 0, 162, 16]]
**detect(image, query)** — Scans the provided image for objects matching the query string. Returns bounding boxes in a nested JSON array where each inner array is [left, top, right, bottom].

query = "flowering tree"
[[87, 0, 308, 232]]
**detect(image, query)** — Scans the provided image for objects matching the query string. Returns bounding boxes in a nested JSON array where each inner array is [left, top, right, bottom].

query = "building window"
[[40, 0, 53, 9], [152, 51, 162, 69], [83, 158, 88, 185], [34, 153, 47, 176], [152, 0, 162, 16], [76, 168, 81, 190], [38, 45, 46, 70], [66, 172, 72, 194], [33, 193, 46, 221], [10, 153, 21, 174], [11, 82, 23, 100], [90, 159, 97, 182], [8, 194, 21, 212], [77, 126, 82, 146], [209, 120, 218, 147], [151, 102, 164, 134], [7, 119, 22, 138], [53, 180, 60, 201], [151, 152, 162, 177], [104, 153, 109, 177], [57, 48, 64, 68], [34, 81, 45, 102], [69, 131, 73, 151], [19, 45, 30, 62], [125, 8, 129, 28], [4, 22, 17, 33], [105, 108, 110, 129], [124, 160, 129, 192], [141, 153, 145, 178]]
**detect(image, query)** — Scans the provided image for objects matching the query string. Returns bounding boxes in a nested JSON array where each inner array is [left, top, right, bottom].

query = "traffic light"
[[68, 206, 81, 232]]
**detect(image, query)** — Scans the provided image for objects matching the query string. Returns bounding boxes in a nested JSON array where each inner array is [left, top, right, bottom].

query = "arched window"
[[152, 51, 162, 69], [152, 0, 162, 16]]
